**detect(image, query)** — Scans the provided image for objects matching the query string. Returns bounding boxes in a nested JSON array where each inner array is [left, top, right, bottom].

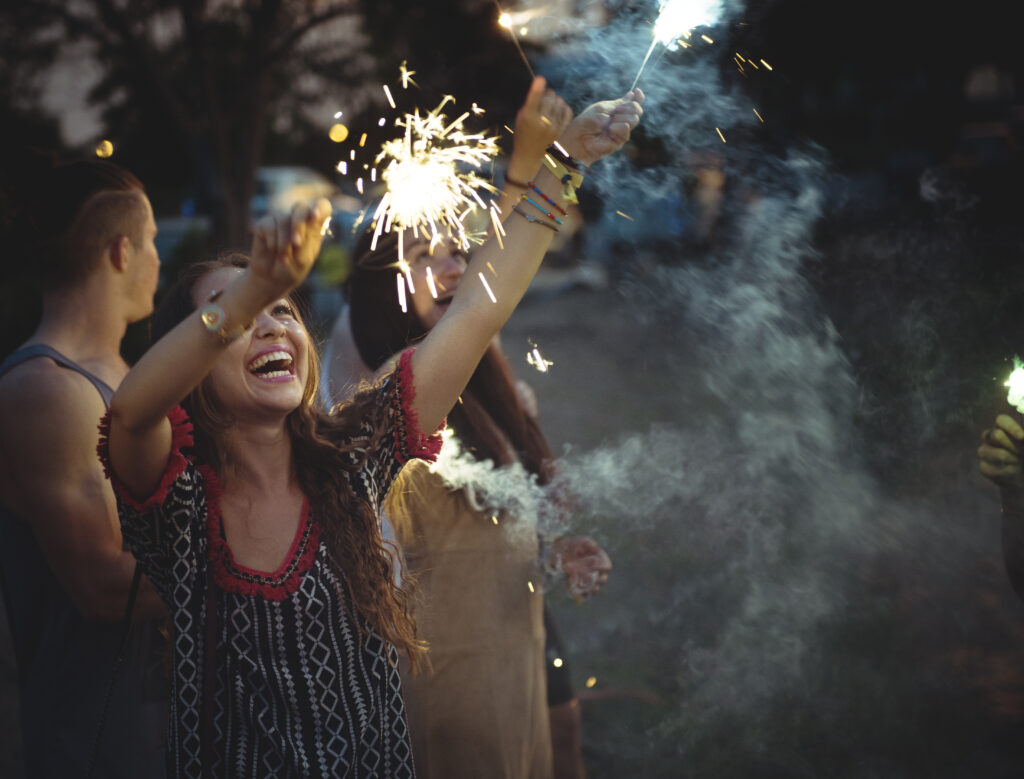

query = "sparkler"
[[1005, 357, 1024, 413], [368, 96, 501, 253], [495, 2, 536, 78], [631, 0, 723, 90]]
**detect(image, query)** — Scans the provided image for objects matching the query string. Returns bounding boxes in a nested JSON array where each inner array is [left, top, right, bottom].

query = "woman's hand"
[[249, 198, 333, 301], [978, 414, 1024, 490], [554, 535, 612, 601], [507, 76, 574, 182], [560, 88, 645, 166]]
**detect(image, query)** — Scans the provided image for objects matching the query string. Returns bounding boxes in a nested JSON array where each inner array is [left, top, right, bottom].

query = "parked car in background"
[[251, 165, 361, 221]]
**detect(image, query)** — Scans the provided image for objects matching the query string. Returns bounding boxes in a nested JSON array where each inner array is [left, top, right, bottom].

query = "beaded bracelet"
[[520, 193, 564, 225], [511, 204, 560, 232], [527, 183, 568, 216]]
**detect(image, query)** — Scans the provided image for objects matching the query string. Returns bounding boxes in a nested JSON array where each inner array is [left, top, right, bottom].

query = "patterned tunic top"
[[98, 351, 442, 778]]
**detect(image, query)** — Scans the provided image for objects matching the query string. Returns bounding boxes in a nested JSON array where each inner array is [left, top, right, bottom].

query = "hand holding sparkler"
[[510, 76, 574, 176], [559, 89, 646, 166], [978, 414, 1024, 491]]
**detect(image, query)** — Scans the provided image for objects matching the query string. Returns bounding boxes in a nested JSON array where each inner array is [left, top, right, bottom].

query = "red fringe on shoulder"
[[97, 405, 193, 512], [200, 464, 320, 601], [391, 348, 444, 464]]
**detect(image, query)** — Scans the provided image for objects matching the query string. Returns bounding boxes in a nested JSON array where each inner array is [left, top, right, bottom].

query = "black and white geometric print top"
[[98, 350, 443, 778]]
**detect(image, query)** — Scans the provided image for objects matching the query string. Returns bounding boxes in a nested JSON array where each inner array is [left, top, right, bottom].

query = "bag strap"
[[83, 563, 143, 779], [201, 569, 218, 778]]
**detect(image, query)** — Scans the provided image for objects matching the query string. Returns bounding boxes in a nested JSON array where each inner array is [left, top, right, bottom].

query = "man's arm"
[[0, 361, 165, 622]]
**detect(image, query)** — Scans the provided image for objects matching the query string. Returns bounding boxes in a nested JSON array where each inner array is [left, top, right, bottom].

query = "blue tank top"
[[0, 345, 168, 778]]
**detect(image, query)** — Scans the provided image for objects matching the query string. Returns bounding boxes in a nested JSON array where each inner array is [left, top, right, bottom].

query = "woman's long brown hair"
[[152, 254, 425, 668], [347, 232, 555, 483]]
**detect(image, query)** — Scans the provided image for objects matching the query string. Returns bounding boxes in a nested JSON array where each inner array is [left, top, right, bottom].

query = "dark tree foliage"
[[0, 0, 367, 248]]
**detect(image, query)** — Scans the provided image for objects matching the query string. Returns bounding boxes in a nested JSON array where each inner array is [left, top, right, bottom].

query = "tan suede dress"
[[387, 460, 553, 779]]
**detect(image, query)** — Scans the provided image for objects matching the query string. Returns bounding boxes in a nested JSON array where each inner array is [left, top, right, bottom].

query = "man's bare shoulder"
[[0, 358, 109, 473], [0, 356, 106, 422]]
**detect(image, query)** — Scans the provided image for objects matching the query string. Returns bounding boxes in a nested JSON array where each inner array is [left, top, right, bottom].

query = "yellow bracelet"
[[541, 154, 584, 204]]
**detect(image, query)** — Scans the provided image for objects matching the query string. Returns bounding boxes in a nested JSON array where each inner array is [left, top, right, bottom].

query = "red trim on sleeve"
[[97, 405, 194, 512], [391, 349, 445, 464], [200, 464, 320, 601]]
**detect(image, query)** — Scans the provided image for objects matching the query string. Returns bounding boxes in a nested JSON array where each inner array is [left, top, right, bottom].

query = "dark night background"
[[2, 1, 1024, 776]]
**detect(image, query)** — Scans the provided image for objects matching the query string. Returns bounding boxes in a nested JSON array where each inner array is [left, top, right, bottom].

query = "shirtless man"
[[0, 159, 168, 777]]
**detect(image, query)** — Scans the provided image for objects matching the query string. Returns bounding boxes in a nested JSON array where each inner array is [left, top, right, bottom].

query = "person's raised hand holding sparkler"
[[407, 77, 644, 436], [978, 412, 1024, 602], [559, 87, 646, 165], [978, 414, 1024, 491]]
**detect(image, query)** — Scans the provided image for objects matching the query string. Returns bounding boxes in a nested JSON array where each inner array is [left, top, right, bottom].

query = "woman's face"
[[193, 266, 311, 422], [406, 236, 468, 331]]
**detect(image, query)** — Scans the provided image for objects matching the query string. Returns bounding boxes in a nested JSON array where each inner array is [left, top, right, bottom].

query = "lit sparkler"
[[631, 0, 723, 90], [495, 2, 536, 78], [369, 96, 500, 253], [1005, 357, 1024, 413]]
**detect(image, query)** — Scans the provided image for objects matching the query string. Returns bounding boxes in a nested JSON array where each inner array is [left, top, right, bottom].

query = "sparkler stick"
[[1005, 357, 1024, 413], [631, 0, 723, 90], [495, 1, 536, 78]]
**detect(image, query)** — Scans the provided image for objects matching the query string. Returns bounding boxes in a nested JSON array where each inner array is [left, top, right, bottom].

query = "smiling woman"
[[95, 76, 643, 779]]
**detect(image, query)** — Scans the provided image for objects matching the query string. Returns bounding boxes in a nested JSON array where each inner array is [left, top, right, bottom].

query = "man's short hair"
[[25, 159, 146, 291]]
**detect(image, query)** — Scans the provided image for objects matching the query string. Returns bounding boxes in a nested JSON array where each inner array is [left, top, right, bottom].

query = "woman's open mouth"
[[247, 349, 295, 380]]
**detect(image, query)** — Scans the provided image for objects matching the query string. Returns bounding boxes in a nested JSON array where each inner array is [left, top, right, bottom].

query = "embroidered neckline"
[[198, 464, 321, 601]]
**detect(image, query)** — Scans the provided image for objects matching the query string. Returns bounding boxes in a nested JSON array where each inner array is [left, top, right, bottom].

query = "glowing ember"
[[1005, 357, 1024, 413], [400, 60, 417, 89], [616, 210, 635, 221], [491, 515, 499, 525], [526, 342, 554, 373], [95, 140, 114, 158], [715, 127, 726, 143], [652, 0, 722, 44], [585, 676, 597, 688], [753, 108, 764, 123], [370, 97, 500, 252], [396, 273, 407, 313], [527, 581, 535, 593], [426, 266, 438, 299], [383, 84, 396, 109], [479, 272, 497, 303]]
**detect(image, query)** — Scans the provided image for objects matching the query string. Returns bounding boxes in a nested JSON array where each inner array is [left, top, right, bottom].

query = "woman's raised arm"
[[409, 79, 644, 433], [106, 199, 331, 501]]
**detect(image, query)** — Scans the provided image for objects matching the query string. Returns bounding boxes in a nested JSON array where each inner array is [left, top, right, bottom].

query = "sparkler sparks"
[[631, 0, 723, 89], [396, 273, 407, 313], [479, 272, 498, 303], [526, 342, 554, 373], [495, 1, 536, 77], [1005, 357, 1024, 413], [369, 96, 500, 253]]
